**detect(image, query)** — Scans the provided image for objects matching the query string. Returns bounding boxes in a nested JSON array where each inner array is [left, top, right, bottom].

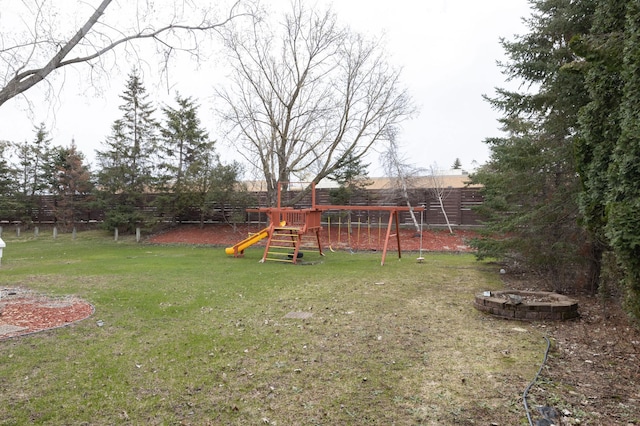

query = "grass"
[[0, 230, 546, 425]]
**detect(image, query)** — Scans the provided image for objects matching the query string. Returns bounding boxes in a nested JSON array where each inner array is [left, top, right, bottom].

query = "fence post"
[[16, 227, 20, 237], [114, 228, 119, 241], [0, 237, 5, 266], [72, 227, 77, 240], [53, 227, 58, 239], [136, 227, 140, 243]]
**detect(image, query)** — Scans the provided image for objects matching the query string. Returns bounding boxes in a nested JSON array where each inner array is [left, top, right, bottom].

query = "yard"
[[0, 227, 638, 425]]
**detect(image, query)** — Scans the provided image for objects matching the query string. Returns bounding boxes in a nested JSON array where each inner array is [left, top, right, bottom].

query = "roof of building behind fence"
[[242, 172, 480, 192]]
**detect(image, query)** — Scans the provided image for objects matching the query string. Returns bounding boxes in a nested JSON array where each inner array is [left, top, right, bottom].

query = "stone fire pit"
[[474, 290, 579, 321]]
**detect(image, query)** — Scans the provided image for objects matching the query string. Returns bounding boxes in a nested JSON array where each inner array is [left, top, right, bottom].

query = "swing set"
[[225, 182, 424, 265]]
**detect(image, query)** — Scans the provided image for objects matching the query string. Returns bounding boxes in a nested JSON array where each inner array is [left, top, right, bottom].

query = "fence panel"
[[1, 188, 484, 227]]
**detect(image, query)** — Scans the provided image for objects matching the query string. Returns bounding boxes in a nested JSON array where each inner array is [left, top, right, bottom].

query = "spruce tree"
[[157, 94, 212, 222], [0, 141, 19, 220], [328, 152, 371, 205], [159, 95, 210, 185], [471, 0, 596, 290], [14, 123, 54, 223], [95, 69, 158, 232]]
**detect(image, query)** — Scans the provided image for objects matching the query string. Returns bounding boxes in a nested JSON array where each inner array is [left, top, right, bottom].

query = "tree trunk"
[[437, 195, 453, 234], [397, 174, 420, 233], [587, 240, 604, 295]]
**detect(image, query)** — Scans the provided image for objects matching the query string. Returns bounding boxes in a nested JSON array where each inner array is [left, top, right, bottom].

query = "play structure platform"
[[225, 182, 423, 265]]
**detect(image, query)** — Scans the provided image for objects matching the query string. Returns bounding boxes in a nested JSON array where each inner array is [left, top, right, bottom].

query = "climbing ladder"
[[262, 225, 302, 263], [260, 209, 323, 264]]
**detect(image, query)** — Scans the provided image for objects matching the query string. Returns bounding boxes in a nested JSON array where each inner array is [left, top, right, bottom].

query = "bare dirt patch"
[[503, 275, 640, 425]]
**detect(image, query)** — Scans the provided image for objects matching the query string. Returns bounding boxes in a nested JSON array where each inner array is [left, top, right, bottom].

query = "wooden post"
[[380, 210, 403, 266], [114, 228, 119, 241], [53, 227, 57, 239], [0, 237, 5, 266], [136, 227, 140, 242]]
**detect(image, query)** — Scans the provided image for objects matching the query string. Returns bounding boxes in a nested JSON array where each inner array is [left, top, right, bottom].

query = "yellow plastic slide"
[[225, 227, 270, 256]]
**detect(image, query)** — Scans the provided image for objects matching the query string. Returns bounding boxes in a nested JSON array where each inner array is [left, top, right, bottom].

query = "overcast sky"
[[0, 0, 531, 175]]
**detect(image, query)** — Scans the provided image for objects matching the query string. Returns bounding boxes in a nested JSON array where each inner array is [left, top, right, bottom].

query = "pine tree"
[[159, 95, 210, 186], [471, 0, 596, 291], [0, 141, 19, 220], [328, 152, 371, 205], [14, 123, 54, 223], [156, 94, 212, 222], [95, 69, 158, 232], [51, 141, 93, 228], [15, 123, 52, 197]]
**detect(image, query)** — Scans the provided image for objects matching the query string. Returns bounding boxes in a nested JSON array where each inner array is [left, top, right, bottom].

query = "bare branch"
[[381, 131, 423, 232], [217, 0, 415, 204], [426, 163, 454, 234], [0, 0, 255, 107]]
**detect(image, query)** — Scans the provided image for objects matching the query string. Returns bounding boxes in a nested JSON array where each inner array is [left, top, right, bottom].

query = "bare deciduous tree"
[[217, 0, 415, 205], [381, 130, 422, 233], [427, 163, 454, 234], [0, 0, 254, 107]]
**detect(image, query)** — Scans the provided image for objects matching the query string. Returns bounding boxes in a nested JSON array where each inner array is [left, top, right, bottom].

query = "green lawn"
[[0, 230, 544, 425]]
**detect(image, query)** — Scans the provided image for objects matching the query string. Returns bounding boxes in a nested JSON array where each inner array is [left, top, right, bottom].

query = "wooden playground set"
[[225, 182, 424, 265]]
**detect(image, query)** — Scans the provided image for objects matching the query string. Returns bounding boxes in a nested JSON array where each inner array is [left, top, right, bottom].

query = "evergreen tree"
[[328, 152, 371, 205], [14, 123, 54, 223], [573, 0, 627, 293], [451, 158, 462, 170], [0, 141, 19, 220], [50, 141, 93, 228], [156, 94, 212, 222], [604, 0, 640, 318], [95, 69, 158, 232], [15, 123, 52, 197], [159, 94, 210, 186], [570, 0, 640, 319], [477, 0, 640, 317], [205, 160, 251, 229], [471, 0, 596, 290]]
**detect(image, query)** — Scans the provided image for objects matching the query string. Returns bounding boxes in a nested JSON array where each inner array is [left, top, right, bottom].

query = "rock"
[[507, 294, 523, 305]]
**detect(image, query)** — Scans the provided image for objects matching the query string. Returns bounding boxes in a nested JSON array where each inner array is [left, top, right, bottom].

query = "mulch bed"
[[0, 288, 94, 340], [147, 223, 477, 252]]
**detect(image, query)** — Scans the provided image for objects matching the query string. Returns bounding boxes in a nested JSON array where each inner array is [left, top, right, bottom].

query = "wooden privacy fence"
[[0, 187, 484, 227], [251, 187, 484, 228]]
